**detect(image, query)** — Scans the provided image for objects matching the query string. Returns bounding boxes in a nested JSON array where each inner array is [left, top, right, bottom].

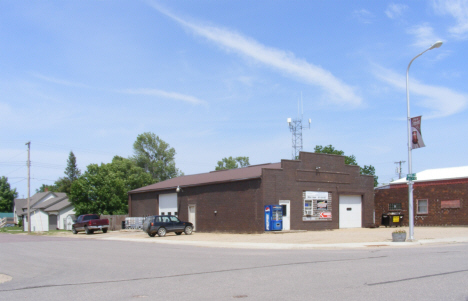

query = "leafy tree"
[[131, 132, 183, 182], [314, 145, 358, 165], [215, 156, 250, 170], [37, 151, 81, 195], [36, 184, 57, 193], [0, 176, 18, 212], [314, 145, 378, 187], [70, 156, 154, 215], [361, 165, 378, 187]]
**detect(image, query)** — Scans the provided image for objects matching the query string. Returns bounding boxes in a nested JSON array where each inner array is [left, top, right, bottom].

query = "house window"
[[441, 200, 460, 209], [417, 199, 428, 214], [389, 203, 402, 211], [304, 200, 313, 216]]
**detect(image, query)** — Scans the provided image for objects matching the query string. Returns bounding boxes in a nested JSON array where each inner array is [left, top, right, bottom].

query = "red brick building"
[[128, 152, 375, 233], [374, 166, 468, 226]]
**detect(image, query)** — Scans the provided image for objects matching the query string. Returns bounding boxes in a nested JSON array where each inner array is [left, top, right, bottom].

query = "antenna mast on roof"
[[287, 92, 311, 160]]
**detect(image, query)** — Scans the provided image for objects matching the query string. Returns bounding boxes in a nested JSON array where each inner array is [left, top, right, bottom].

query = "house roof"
[[45, 198, 72, 212], [33, 195, 67, 210], [129, 163, 282, 194], [16, 192, 67, 215], [390, 166, 468, 185], [14, 198, 26, 213]]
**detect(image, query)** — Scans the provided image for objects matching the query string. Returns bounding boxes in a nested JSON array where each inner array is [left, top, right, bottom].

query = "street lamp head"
[[429, 41, 443, 50]]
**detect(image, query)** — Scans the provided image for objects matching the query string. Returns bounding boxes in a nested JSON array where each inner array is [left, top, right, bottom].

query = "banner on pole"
[[411, 116, 425, 149]]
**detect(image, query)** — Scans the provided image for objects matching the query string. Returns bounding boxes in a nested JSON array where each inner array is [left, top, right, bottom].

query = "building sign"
[[411, 116, 425, 149], [441, 200, 461, 209], [317, 200, 328, 210], [305, 191, 328, 200], [319, 212, 331, 218]]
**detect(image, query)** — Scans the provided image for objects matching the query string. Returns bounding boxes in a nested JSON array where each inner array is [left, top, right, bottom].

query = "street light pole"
[[406, 41, 442, 241]]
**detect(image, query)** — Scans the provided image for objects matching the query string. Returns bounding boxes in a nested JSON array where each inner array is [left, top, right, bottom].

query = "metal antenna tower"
[[287, 93, 311, 159]]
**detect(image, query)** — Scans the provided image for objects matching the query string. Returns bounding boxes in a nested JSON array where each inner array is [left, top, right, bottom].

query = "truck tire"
[[148, 232, 156, 237], [85, 226, 92, 235], [72, 228, 77, 234], [102, 228, 108, 233]]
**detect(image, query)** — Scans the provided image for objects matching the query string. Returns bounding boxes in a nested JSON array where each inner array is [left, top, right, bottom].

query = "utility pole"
[[26, 141, 31, 233], [394, 160, 406, 179]]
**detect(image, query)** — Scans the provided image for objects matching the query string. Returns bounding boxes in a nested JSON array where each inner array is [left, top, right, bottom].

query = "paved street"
[[1, 233, 468, 300]]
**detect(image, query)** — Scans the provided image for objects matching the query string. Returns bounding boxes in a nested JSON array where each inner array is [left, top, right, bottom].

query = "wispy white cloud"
[[432, 0, 468, 39], [148, 3, 362, 106], [30, 72, 90, 88], [352, 9, 375, 24], [385, 3, 408, 19], [121, 88, 207, 105], [373, 65, 467, 118], [406, 23, 442, 48]]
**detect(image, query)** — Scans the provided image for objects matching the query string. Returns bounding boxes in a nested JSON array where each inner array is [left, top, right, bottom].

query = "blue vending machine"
[[264, 205, 283, 231]]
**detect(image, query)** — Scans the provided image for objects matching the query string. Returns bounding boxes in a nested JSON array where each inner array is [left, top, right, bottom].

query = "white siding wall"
[[57, 206, 75, 230], [31, 210, 49, 232]]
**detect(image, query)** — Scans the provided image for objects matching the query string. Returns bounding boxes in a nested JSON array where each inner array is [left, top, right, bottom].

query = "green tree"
[[131, 132, 182, 182], [37, 151, 81, 195], [65, 151, 81, 181], [70, 156, 154, 216], [0, 176, 18, 212], [215, 156, 250, 170], [36, 184, 57, 193], [314, 145, 378, 187]]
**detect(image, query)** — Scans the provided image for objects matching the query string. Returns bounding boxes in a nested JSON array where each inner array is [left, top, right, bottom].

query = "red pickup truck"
[[72, 214, 109, 235]]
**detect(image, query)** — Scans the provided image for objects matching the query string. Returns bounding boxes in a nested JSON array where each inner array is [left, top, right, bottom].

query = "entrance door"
[[339, 195, 362, 228], [188, 205, 196, 231], [48, 214, 57, 231], [279, 200, 290, 231]]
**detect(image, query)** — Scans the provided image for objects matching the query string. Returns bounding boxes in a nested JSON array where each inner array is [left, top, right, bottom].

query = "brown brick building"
[[128, 152, 375, 233], [374, 166, 468, 226]]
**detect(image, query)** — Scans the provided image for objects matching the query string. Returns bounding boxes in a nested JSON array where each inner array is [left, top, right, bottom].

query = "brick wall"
[[177, 179, 263, 233], [128, 151, 375, 233], [262, 152, 375, 230], [130, 191, 159, 217], [375, 181, 468, 226]]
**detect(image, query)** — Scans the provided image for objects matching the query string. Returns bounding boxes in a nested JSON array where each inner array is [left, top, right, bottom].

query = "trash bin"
[[388, 213, 404, 227], [121, 220, 125, 230], [381, 214, 390, 227]]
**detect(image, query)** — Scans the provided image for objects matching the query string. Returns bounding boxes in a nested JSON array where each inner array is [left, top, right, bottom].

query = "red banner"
[[411, 116, 425, 149]]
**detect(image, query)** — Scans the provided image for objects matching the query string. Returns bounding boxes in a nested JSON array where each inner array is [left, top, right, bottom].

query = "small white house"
[[15, 192, 75, 231]]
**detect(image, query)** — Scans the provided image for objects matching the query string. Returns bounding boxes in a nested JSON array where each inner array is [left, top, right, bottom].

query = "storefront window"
[[304, 200, 313, 215]]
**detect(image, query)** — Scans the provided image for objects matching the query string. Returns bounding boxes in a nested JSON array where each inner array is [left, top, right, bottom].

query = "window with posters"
[[303, 191, 332, 221]]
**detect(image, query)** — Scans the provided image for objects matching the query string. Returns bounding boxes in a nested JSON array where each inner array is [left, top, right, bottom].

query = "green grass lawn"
[[0, 227, 71, 235], [0, 226, 23, 233]]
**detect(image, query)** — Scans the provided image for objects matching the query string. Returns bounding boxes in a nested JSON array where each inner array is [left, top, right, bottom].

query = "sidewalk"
[[85, 226, 468, 249]]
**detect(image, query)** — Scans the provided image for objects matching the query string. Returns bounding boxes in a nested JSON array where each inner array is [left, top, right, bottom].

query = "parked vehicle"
[[72, 214, 109, 235], [143, 215, 193, 237]]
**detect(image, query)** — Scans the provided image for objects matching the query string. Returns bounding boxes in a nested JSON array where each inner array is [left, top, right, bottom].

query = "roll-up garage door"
[[339, 195, 362, 228], [159, 193, 178, 216]]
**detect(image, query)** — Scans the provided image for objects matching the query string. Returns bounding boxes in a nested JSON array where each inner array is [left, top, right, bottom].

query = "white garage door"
[[339, 195, 362, 228], [159, 193, 178, 216]]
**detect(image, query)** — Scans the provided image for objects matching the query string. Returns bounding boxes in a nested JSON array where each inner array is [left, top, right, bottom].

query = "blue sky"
[[2, 0, 468, 198]]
